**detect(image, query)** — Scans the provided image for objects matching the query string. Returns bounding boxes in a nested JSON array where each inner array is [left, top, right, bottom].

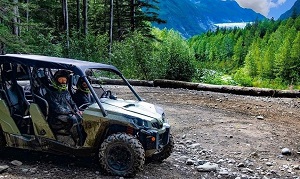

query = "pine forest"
[[1, 1, 300, 89]]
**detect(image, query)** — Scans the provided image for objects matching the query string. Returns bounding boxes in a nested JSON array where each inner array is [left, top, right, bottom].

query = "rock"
[[241, 174, 250, 179], [196, 162, 219, 172], [256, 116, 264, 120], [21, 168, 29, 173], [281, 148, 291, 155], [293, 165, 300, 170], [29, 167, 38, 173], [237, 163, 245, 167], [185, 140, 192, 145], [178, 140, 185, 145], [241, 168, 254, 173], [266, 162, 273, 166], [197, 160, 208, 165], [182, 134, 186, 139], [10, 160, 23, 166], [219, 168, 229, 175], [250, 152, 258, 157], [177, 155, 189, 162], [188, 143, 201, 149], [217, 159, 225, 164], [186, 159, 195, 165], [228, 159, 236, 164], [0, 165, 9, 173]]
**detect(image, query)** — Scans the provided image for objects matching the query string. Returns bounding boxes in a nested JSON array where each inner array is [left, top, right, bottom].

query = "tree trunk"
[[153, 79, 300, 98], [62, 0, 65, 30], [12, 0, 19, 36], [62, 0, 70, 55], [109, 0, 113, 57], [116, 0, 122, 40], [130, 0, 135, 32], [25, 0, 29, 31], [76, 0, 80, 32], [83, 0, 88, 35], [102, 0, 108, 34]]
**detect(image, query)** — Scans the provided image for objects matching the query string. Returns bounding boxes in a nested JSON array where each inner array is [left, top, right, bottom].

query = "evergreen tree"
[[290, 31, 300, 82], [232, 36, 244, 69], [244, 38, 260, 78], [274, 36, 292, 83]]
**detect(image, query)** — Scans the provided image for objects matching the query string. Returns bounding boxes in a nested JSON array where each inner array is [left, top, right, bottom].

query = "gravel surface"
[[1, 86, 300, 179]]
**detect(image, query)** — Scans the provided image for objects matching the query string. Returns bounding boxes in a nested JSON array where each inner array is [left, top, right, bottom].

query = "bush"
[[153, 29, 196, 81], [165, 53, 196, 81], [233, 69, 253, 87], [68, 32, 109, 62], [194, 69, 237, 85]]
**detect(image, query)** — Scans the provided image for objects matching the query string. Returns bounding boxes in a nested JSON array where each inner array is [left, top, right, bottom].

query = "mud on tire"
[[147, 134, 174, 162], [99, 133, 145, 177]]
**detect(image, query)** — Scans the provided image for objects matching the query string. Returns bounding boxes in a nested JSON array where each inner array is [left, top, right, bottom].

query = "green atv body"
[[0, 54, 174, 177]]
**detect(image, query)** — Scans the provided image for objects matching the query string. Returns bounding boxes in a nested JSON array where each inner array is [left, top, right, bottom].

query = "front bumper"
[[139, 123, 171, 155]]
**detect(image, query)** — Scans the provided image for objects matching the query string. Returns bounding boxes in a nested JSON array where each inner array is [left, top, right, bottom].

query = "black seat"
[[32, 94, 49, 121], [31, 68, 50, 120], [1, 64, 31, 133]]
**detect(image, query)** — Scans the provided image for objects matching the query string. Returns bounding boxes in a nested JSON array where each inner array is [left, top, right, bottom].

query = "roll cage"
[[0, 54, 142, 118]]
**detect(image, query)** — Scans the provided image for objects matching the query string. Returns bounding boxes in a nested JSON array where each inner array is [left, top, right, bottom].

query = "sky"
[[235, 0, 297, 19]]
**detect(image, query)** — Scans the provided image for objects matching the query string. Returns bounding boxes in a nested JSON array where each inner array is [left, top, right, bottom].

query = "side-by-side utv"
[[0, 54, 173, 177]]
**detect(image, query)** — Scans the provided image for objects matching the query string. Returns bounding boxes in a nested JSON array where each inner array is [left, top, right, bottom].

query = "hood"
[[100, 98, 163, 120]]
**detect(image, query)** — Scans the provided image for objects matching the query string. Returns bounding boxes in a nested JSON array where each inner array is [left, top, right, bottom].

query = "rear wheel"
[[99, 133, 145, 177], [147, 134, 174, 162]]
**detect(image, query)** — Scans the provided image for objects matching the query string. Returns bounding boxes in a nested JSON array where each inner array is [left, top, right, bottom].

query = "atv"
[[0, 54, 174, 177]]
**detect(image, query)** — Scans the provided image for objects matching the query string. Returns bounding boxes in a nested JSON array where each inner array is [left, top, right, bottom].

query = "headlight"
[[122, 114, 149, 127], [131, 116, 149, 127]]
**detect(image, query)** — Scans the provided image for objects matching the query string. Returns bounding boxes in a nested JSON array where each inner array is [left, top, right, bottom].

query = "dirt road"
[[1, 86, 300, 179]]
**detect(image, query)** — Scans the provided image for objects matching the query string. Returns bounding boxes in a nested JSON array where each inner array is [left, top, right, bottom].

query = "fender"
[[0, 99, 20, 134]]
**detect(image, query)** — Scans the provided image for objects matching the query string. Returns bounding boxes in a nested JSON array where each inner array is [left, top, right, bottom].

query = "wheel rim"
[[107, 145, 132, 171]]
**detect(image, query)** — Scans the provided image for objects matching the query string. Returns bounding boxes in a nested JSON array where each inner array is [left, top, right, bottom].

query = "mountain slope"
[[279, 0, 300, 20], [153, 0, 265, 38]]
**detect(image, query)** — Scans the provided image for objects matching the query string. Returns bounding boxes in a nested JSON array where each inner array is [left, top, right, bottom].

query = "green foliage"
[[109, 29, 196, 81], [68, 32, 109, 62], [2, 0, 300, 90], [153, 29, 196, 81], [110, 32, 154, 80], [189, 16, 300, 89], [194, 69, 236, 85], [0, 24, 20, 53], [1, 0, 194, 84], [233, 69, 252, 87], [22, 30, 63, 56]]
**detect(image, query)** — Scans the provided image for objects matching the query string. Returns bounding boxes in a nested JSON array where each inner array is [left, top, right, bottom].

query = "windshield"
[[71, 68, 141, 102]]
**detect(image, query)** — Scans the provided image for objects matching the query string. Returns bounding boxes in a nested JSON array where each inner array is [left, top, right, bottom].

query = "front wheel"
[[99, 133, 145, 177], [147, 134, 174, 162]]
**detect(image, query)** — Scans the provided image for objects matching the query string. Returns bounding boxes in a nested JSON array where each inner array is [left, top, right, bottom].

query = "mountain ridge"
[[279, 0, 300, 20], [153, 0, 265, 38]]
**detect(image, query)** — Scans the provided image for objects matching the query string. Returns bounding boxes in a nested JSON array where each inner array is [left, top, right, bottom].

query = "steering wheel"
[[101, 90, 117, 100]]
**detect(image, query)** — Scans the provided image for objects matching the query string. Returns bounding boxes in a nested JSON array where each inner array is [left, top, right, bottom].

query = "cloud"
[[235, 0, 287, 16]]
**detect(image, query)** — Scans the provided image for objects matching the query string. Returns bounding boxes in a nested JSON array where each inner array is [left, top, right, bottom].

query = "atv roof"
[[0, 54, 121, 76]]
